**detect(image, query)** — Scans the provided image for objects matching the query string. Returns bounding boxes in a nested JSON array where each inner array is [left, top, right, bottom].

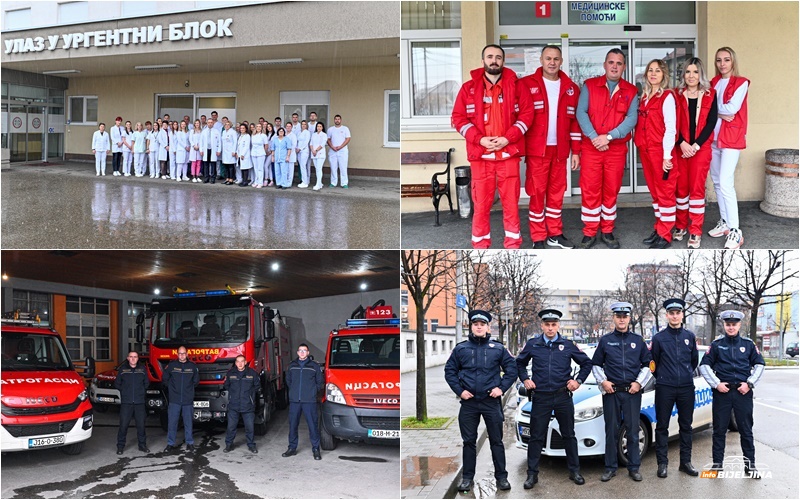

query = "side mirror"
[[135, 312, 145, 344], [84, 356, 96, 378], [265, 319, 275, 340]]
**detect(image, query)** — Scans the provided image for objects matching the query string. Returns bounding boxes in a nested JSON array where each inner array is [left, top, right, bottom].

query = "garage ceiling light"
[[42, 69, 81, 75], [135, 64, 181, 70], [249, 58, 303, 66]]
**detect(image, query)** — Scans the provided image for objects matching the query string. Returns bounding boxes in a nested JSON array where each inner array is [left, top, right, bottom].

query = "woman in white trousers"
[[131, 122, 148, 177], [175, 120, 190, 181], [121, 121, 134, 176], [250, 123, 269, 188], [91, 123, 110, 176], [310, 122, 327, 191]]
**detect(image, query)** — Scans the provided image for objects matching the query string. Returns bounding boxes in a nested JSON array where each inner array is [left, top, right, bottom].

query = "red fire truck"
[[137, 290, 290, 435], [1, 313, 96, 454], [320, 301, 400, 449]]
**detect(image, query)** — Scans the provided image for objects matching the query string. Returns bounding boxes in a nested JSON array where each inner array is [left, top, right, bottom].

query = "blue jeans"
[[167, 403, 194, 446], [226, 408, 255, 447], [288, 402, 320, 450]]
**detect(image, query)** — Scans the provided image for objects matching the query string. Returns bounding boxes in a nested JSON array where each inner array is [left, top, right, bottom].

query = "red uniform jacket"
[[634, 89, 676, 158], [710, 75, 749, 149], [582, 75, 637, 147], [451, 67, 534, 162], [518, 68, 582, 160], [676, 87, 716, 147]]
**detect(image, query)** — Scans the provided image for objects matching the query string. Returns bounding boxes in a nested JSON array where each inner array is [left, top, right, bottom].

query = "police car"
[[514, 346, 714, 464]]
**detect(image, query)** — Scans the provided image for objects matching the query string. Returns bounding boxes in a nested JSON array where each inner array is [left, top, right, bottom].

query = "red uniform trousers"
[[639, 146, 678, 242], [525, 146, 567, 242], [579, 143, 627, 236], [470, 157, 522, 249], [675, 145, 712, 236]]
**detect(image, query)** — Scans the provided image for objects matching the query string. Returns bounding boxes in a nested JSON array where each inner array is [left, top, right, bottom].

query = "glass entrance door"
[[8, 104, 45, 162]]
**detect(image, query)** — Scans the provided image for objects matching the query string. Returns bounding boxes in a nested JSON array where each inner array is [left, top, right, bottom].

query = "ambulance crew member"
[[223, 355, 259, 454], [157, 121, 170, 179], [236, 124, 252, 187], [310, 122, 327, 191], [296, 120, 311, 188], [114, 351, 150, 454], [591, 302, 652, 482], [110, 116, 124, 176], [674, 58, 718, 249], [444, 309, 517, 493], [162, 346, 200, 452], [516, 309, 592, 488], [636, 59, 678, 249], [91, 123, 110, 176], [202, 118, 222, 184], [708, 47, 749, 249], [220, 120, 238, 185], [189, 120, 204, 182], [518, 45, 582, 249], [327, 114, 352, 188], [272, 128, 291, 189], [250, 123, 269, 189], [576, 49, 639, 249], [284, 123, 298, 189], [175, 121, 190, 182], [451, 44, 533, 249], [650, 299, 699, 478], [131, 122, 148, 177], [121, 121, 134, 177], [282, 343, 324, 460], [145, 121, 158, 178], [699, 310, 765, 478]]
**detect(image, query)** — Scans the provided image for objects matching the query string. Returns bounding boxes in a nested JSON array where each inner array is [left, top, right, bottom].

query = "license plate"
[[193, 401, 210, 408], [97, 397, 116, 403], [520, 426, 530, 437], [368, 429, 399, 439], [29, 435, 66, 448]]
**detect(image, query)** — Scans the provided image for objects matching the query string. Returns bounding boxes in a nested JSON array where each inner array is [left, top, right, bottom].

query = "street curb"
[[764, 365, 799, 369]]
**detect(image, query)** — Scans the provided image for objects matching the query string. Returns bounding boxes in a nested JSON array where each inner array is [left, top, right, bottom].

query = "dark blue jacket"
[[592, 330, 652, 385], [701, 334, 765, 383], [516, 334, 592, 392], [444, 333, 517, 400], [286, 358, 323, 403], [651, 326, 698, 387], [114, 363, 150, 405], [223, 366, 259, 412], [162, 359, 199, 406]]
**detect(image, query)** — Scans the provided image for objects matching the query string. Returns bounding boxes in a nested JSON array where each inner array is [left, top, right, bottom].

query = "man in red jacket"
[[576, 49, 639, 249], [452, 45, 534, 249], [519, 45, 582, 249]]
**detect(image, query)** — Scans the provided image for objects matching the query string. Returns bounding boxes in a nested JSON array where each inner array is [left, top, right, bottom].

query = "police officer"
[[651, 298, 699, 478], [591, 302, 652, 482], [223, 355, 259, 454], [516, 309, 592, 488], [114, 351, 150, 454], [162, 346, 200, 452], [699, 310, 765, 478], [444, 309, 517, 492]]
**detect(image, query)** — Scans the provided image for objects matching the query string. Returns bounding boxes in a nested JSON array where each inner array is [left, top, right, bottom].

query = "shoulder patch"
[[741, 336, 754, 343]]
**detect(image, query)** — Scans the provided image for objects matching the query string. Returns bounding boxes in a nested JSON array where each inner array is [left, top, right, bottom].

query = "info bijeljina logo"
[[700, 456, 772, 479]]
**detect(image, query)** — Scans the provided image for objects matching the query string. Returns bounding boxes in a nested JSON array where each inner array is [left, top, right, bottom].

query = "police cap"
[[663, 298, 686, 311], [469, 309, 492, 323], [610, 301, 633, 315], [538, 309, 563, 321], [719, 310, 744, 322]]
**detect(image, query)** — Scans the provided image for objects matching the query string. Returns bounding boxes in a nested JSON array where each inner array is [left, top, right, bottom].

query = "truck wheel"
[[617, 418, 649, 466], [320, 413, 337, 451], [254, 384, 274, 436], [59, 442, 84, 455]]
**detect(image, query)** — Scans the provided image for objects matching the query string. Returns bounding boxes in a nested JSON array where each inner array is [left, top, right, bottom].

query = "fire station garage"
[[0, 250, 400, 499]]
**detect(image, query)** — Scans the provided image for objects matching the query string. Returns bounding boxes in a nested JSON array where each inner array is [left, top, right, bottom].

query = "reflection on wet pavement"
[[401, 456, 460, 489], [1, 167, 399, 249]]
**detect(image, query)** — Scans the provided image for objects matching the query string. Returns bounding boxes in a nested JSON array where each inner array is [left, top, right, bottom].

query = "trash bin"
[[455, 166, 472, 218], [760, 149, 798, 218]]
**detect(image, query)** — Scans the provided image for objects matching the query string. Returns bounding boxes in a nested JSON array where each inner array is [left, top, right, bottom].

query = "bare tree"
[[401, 250, 460, 421], [694, 251, 737, 344], [575, 293, 612, 342], [618, 266, 649, 336], [671, 250, 703, 323], [461, 250, 491, 310]]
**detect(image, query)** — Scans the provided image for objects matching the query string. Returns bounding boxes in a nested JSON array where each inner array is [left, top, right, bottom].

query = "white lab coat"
[[221, 128, 238, 163], [310, 131, 327, 160], [175, 130, 190, 164], [110, 124, 124, 153], [237, 134, 252, 169], [286, 133, 298, 162], [202, 127, 222, 161], [92, 130, 110, 151], [156, 129, 169, 161], [189, 129, 204, 161]]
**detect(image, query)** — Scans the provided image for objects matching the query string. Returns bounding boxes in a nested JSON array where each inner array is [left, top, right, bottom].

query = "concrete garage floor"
[[1, 406, 400, 499], [1, 162, 400, 249]]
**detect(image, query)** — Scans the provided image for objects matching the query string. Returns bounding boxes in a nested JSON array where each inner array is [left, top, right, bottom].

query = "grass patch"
[[764, 358, 798, 366], [401, 416, 451, 429]]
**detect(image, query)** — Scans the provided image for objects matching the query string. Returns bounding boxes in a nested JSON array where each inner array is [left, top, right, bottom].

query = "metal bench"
[[401, 147, 455, 226]]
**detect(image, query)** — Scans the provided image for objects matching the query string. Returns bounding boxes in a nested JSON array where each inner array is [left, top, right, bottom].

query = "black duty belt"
[[612, 384, 632, 392], [527, 386, 570, 400]]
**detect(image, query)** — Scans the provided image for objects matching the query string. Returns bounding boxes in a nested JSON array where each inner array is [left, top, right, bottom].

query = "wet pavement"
[[401, 197, 799, 249], [1, 404, 400, 499], [1, 162, 400, 249], [464, 369, 799, 499]]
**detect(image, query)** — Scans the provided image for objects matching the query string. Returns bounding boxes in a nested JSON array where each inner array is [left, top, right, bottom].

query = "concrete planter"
[[760, 148, 799, 218]]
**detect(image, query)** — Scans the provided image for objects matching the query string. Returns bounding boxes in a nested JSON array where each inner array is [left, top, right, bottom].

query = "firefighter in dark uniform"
[[651, 298, 699, 478], [591, 301, 652, 482], [699, 310, 765, 478], [444, 309, 518, 493], [516, 308, 592, 489], [223, 355, 260, 454], [115, 351, 150, 454]]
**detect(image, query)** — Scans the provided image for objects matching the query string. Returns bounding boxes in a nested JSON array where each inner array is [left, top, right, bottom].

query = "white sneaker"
[[298, 183, 308, 188], [687, 234, 701, 249], [313, 184, 322, 191], [708, 219, 730, 238], [183, 176, 190, 181], [176, 177, 181, 182], [96, 173, 100, 176], [724, 228, 743, 249], [124, 173, 131, 177], [672, 228, 688, 241]]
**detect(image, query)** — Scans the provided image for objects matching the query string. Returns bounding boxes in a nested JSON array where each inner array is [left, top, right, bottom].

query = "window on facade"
[[58, 1, 89, 24], [69, 96, 98, 124], [635, 1, 695, 24], [431, 319, 439, 332], [410, 41, 461, 117], [401, 1, 461, 29], [432, 340, 437, 353], [499, 1, 563, 25], [406, 339, 414, 354], [4, 8, 31, 30], [279, 91, 330, 130], [449, 340, 454, 351], [121, 1, 157, 18], [401, 289, 409, 307], [384, 90, 400, 148], [65, 296, 111, 361], [12, 290, 51, 326]]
